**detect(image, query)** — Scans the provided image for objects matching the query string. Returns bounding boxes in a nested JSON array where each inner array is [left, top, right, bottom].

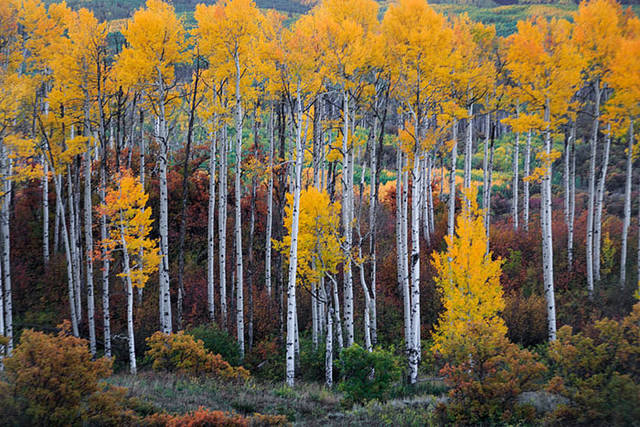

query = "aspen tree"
[[574, 0, 623, 293], [116, 0, 187, 333], [505, 16, 582, 341], [99, 172, 160, 375]]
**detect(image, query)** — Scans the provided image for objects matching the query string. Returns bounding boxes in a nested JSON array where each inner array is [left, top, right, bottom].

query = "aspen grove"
[[1, 0, 640, 423]]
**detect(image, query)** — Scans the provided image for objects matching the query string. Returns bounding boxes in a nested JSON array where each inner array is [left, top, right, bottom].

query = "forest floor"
[[109, 372, 447, 425]]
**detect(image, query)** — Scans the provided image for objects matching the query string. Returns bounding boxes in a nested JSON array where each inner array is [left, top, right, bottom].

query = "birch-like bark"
[[594, 123, 611, 283], [157, 75, 172, 334], [341, 91, 354, 347], [485, 127, 495, 253], [541, 102, 557, 341], [100, 166, 111, 357], [83, 135, 96, 356], [464, 104, 473, 192], [208, 125, 217, 321], [67, 166, 82, 323], [1, 149, 12, 353], [523, 130, 532, 231], [512, 106, 520, 230], [43, 158, 49, 264], [448, 120, 458, 238], [568, 126, 576, 272], [118, 209, 136, 375], [286, 88, 305, 386], [325, 284, 333, 387], [409, 147, 421, 384], [219, 125, 228, 330], [137, 109, 144, 305], [586, 80, 601, 296], [620, 120, 634, 287], [234, 54, 244, 358], [53, 173, 79, 337], [265, 106, 274, 298]]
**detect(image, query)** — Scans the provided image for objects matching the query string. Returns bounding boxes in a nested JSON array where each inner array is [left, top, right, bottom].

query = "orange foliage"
[[146, 331, 250, 381]]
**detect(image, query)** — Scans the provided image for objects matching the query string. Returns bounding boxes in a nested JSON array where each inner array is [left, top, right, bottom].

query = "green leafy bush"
[[335, 344, 402, 405], [245, 337, 285, 381], [545, 303, 640, 426], [188, 323, 242, 366]]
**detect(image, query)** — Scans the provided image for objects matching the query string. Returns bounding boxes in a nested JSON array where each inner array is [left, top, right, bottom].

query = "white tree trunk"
[[208, 126, 217, 321], [586, 81, 601, 296], [594, 123, 611, 283], [448, 120, 458, 238], [325, 288, 333, 387], [568, 126, 576, 272], [541, 103, 557, 341], [100, 167, 111, 357], [234, 55, 245, 358], [118, 210, 136, 375], [409, 147, 421, 384], [67, 168, 82, 323], [286, 89, 305, 386], [265, 106, 274, 298], [43, 158, 49, 264], [1, 150, 12, 354], [53, 173, 79, 337], [83, 143, 96, 356], [523, 130, 532, 231], [512, 114, 520, 230], [341, 91, 354, 347], [464, 105, 473, 192], [219, 125, 228, 330], [620, 120, 634, 287]]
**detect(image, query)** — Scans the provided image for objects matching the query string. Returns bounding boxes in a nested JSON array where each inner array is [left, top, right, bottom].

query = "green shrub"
[[188, 323, 242, 366], [335, 344, 402, 406], [245, 337, 285, 381], [545, 303, 640, 426]]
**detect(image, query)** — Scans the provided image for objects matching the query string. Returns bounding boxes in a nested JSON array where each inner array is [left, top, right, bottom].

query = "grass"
[[108, 371, 447, 425]]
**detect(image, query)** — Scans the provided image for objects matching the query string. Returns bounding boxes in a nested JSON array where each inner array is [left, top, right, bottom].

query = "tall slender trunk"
[[100, 166, 111, 357], [568, 126, 576, 272], [464, 104, 473, 192], [265, 106, 274, 298], [43, 158, 49, 264], [67, 166, 82, 323], [409, 145, 421, 384], [512, 106, 520, 231], [523, 130, 532, 231], [325, 282, 333, 387], [83, 137, 96, 356], [286, 87, 305, 387], [586, 80, 601, 297], [118, 204, 136, 375], [137, 109, 145, 304], [208, 124, 217, 321], [341, 91, 354, 347], [485, 124, 495, 253], [594, 123, 611, 282], [53, 173, 79, 337], [620, 120, 634, 287], [541, 101, 556, 341], [219, 125, 228, 330], [448, 119, 458, 238], [234, 55, 245, 358], [157, 92, 172, 333], [1, 149, 12, 354]]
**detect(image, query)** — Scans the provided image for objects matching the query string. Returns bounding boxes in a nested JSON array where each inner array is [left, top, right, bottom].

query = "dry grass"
[[108, 371, 343, 425]]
